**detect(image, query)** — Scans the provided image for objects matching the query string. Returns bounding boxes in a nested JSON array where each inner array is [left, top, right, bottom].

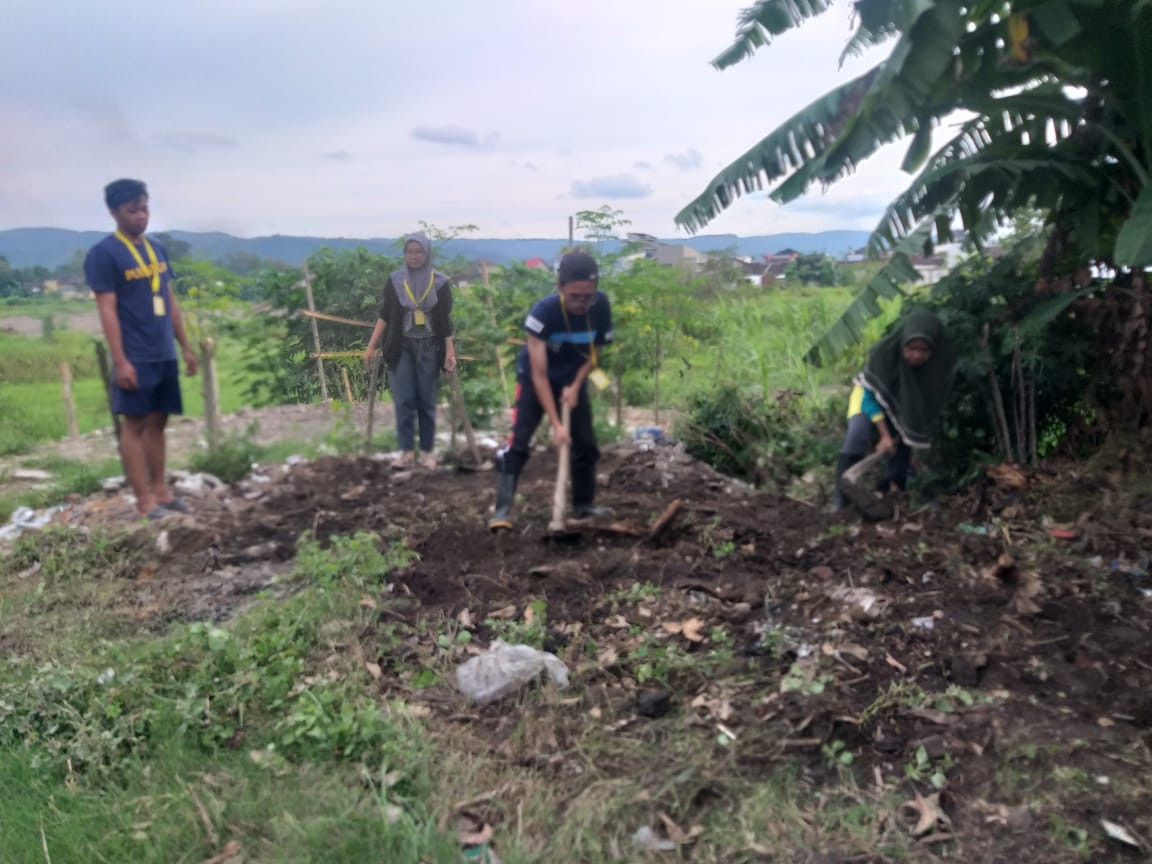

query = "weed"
[[903, 744, 951, 789], [295, 530, 417, 590], [188, 422, 265, 483], [484, 599, 548, 648], [822, 738, 856, 769]]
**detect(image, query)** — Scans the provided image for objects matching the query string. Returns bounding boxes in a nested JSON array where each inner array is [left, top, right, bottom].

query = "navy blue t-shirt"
[[84, 234, 178, 363], [515, 291, 613, 384]]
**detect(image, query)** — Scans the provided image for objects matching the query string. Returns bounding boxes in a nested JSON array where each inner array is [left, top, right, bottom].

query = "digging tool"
[[548, 402, 574, 536], [839, 449, 895, 520], [363, 354, 381, 456], [448, 368, 485, 469]]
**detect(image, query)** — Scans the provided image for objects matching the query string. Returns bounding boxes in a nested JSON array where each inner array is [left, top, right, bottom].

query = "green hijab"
[[857, 308, 955, 448]]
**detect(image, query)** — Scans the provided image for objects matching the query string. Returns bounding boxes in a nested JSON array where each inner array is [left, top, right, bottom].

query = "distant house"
[[740, 259, 768, 285], [908, 254, 950, 284], [524, 257, 551, 271], [41, 278, 91, 299], [761, 251, 798, 286], [654, 244, 704, 270]]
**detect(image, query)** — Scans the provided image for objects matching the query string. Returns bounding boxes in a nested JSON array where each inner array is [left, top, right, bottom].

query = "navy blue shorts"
[[112, 359, 183, 417]]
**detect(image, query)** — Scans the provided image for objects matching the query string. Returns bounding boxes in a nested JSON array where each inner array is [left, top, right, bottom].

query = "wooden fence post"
[[60, 362, 79, 441], [199, 338, 221, 450], [302, 262, 329, 402], [94, 342, 121, 440]]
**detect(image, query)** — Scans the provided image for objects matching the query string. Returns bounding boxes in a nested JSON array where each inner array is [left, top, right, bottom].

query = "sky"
[[0, 0, 910, 240]]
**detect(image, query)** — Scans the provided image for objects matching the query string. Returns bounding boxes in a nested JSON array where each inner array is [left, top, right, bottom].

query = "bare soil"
[[6, 441, 1152, 861]]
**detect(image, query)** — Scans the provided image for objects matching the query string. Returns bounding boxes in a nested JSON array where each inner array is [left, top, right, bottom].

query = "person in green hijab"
[[834, 308, 955, 510]]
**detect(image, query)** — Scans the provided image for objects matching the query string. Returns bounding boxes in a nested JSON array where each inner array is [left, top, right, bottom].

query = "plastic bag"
[[455, 640, 570, 705]]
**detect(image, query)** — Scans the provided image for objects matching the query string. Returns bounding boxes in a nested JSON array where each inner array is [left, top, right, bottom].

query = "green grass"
[[0, 296, 94, 319], [0, 330, 251, 456]]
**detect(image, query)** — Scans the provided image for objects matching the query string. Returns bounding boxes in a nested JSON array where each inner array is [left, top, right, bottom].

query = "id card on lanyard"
[[115, 231, 166, 316], [404, 272, 434, 326]]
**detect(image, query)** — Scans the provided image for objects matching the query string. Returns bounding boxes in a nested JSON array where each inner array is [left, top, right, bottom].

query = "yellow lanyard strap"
[[114, 232, 162, 294], [559, 297, 598, 367], [403, 272, 435, 309]]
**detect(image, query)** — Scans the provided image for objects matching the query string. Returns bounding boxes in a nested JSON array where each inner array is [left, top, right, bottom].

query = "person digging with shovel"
[[488, 251, 614, 532], [834, 308, 955, 515]]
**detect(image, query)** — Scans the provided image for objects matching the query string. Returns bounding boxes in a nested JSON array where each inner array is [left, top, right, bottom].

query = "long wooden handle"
[[363, 356, 380, 455], [549, 402, 572, 529]]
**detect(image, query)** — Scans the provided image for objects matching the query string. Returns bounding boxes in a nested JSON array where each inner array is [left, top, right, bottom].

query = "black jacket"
[[377, 276, 454, 370]]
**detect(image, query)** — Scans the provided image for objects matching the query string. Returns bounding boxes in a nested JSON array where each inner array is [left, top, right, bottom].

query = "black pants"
[[841, 413, 912, 490], [500, 379, 599, 507]]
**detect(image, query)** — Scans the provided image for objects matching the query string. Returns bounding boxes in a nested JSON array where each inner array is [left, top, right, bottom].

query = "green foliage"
[[676, 385, 842, 488], [295, 530, 417, 590], [786, 253, 850, 286], [187, 424, 263, 483], [679, 0, 1152, 408]]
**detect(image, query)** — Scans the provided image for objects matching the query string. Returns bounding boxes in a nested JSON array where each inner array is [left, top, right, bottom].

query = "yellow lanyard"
[[114, 232, 162, 294], [403, 272, 435, 309], [559, 296, 598, 367]]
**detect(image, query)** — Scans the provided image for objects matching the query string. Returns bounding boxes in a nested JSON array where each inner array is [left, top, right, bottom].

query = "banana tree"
[[676, 0, 1152, 362]]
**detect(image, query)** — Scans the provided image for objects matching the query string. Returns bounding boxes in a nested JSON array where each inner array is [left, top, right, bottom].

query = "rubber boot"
[[833, 453, 862, 512], [571, 461, 613, 519], [487, 472, 519, 532]]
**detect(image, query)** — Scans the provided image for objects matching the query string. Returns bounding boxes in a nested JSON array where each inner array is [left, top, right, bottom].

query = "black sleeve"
[[438, 281, 454, 337], [378, 277, 396, 323]]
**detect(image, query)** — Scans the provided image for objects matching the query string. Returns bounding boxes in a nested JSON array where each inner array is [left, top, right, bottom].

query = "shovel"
[[548, 402, 576, 537], [840, 449, 895, 520]]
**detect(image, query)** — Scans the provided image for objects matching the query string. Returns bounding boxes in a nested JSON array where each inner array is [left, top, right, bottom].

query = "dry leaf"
[[661, 621, 683, 635], [523, 605, 536, 626], [987, 463, 1028, 488], [1011, 570, 1044, 615], [682, 618, 706, 642], [488, 605, 517, 620], [597, 645, 620, 666], [605, 614, 630, 629], [457, 608, 474, 627], [657, 811, 703, 844], [364, 662, 382, 680], [885, 653, 908, 674], [904, 791, 950, 836]]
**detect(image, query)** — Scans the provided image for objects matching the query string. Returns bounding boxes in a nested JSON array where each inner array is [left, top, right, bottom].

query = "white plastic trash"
[[455, 640, 570, 705]]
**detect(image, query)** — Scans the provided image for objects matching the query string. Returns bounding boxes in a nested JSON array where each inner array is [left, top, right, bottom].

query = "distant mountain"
[[0, 227, 872, 269]]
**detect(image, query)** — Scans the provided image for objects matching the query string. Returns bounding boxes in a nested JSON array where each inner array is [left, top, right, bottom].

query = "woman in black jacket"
[[364, 231, 456, 468]]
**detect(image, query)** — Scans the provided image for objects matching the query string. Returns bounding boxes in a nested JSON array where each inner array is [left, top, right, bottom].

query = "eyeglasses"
[[564, 291, 597, 306]]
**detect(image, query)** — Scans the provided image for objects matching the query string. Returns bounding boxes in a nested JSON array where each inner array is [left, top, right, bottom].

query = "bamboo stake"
[[299, 309, 373, 329], [199, 338, 221, 450], [302, 263, 329, 401], [59, 362, 79, 441], [341, 366, 354, 403], [481, 261, 512, 414]]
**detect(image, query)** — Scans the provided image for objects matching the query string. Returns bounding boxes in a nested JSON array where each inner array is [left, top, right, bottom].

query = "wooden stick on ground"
[[647, 499, 683, 542], [341, 366, 354, 402]]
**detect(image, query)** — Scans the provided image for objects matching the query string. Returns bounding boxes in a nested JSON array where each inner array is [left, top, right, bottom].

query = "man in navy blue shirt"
[[85, 179, 197, 519], [489, 251, 614, 531]]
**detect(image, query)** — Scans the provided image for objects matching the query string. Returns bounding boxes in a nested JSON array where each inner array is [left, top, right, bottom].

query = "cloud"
[[410, 125, 481, 147], [664, 148, 702, 171], [153, 132, 238, 153], [523, 161, 540, 172], [633, 160, 653, 171], [320, 150, 351, 161], [570, 174, 652, 199]]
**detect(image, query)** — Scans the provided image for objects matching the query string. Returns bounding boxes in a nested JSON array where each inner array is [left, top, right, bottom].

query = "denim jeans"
[[390, 337, 440, 451]]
